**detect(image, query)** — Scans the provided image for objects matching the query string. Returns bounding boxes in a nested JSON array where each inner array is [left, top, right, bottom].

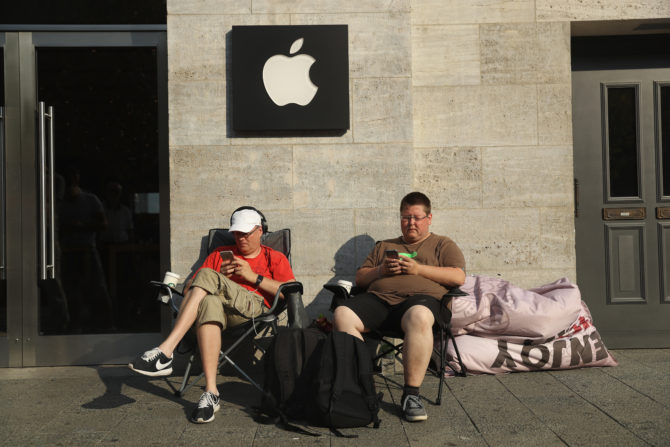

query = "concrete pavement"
[[1, 349, 669, 446]]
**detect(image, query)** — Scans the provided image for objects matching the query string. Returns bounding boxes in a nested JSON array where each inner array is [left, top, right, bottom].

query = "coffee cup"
[[335, 279, 352, 293], [162, 271, 180, 288]]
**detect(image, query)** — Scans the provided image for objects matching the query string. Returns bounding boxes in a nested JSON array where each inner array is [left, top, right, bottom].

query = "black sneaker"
[[402, 394, 427, 422], [191, 391, 220, 424], [128, 347, 173, 377]]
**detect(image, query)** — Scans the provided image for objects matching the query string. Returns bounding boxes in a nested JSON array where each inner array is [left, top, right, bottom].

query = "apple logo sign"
[[262, 38, 318, 106], [232, 25, 349, 131]]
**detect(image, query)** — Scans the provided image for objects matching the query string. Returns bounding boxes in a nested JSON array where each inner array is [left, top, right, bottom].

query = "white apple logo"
[[262, 38, 318, 106]]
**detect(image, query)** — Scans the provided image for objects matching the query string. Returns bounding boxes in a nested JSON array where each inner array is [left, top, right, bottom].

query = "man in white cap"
[[129, 207, 295, 424]]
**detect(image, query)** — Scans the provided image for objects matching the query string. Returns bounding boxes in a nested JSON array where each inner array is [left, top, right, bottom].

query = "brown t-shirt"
[[360, 233, 466, 305]]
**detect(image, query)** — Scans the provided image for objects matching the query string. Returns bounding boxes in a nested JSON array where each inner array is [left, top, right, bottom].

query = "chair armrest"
[[266, 281, 303, 315], [277, 281, 303, 296], [437, 287, 466, 328], [323, 283, 351, 300], [149, 280, 184, 295], [444, 286, 468, 297], [149, 280, 183, 314]]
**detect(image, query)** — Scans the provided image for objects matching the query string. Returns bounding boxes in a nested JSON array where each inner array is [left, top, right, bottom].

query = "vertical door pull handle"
[[46, 106, 55, 278], [38, 102, 47, 280], [0, 106, 5, 279], [38, 102, 56, 280]]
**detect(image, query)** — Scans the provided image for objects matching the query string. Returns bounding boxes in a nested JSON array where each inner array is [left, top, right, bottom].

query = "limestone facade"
[[167, 0, 670, 316]]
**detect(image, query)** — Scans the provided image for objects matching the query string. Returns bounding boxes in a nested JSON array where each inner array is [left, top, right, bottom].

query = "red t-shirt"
[[196, 245, 294, 307]]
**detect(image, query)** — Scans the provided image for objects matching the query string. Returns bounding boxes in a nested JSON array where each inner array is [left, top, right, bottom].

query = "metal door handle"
[[0, 106, 5, 279], [38, 102, 56, 280]]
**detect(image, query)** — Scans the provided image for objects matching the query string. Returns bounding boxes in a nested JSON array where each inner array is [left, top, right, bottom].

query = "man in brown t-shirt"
[[333, 192, 465, 422]]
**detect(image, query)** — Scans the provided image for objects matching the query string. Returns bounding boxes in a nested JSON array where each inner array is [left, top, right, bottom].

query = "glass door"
[[2, 31, 167, 366]]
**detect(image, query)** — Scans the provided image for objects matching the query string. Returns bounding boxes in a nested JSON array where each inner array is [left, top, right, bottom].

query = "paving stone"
[[499, 371, 647, 446], [1, 357, 669, 446], [550, 368, 670, 446], [446, 375, 567, 446], [602, 350, 670, 409]]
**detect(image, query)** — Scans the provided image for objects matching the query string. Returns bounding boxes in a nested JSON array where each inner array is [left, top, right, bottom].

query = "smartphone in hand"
[[384, 249, 399, 259], [219, 250, 234, 263]]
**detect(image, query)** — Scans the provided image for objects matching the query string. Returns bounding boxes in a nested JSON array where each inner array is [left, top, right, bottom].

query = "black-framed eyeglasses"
[[400, 215, 429, 223]]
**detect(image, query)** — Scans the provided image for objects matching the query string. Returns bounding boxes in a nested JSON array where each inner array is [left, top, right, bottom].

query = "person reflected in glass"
[[57, 166, 114, 332]]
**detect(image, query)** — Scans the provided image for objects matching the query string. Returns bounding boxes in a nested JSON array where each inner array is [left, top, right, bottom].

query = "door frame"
[[1, 28, 169, 366], [2, 32, 23, 367]]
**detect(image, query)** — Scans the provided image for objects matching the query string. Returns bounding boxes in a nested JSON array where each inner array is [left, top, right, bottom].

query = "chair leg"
[[176, 320, 277, 397], [447, 325, 467, 377], [220, 354, 264, 393], [435, 324, 468, 405], [176, 352, 199, 397], [212, 322, 269, 393], [373, 338, 403, 363], [437, 326, 445, 405]]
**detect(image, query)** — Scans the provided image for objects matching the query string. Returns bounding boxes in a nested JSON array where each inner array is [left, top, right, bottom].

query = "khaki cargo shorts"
[[191, 268, 266, 330]]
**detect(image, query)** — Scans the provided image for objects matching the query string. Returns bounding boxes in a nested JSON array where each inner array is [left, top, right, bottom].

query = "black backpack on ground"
[[258, 328, 381, 437], [314, 330, 382, 432], [260, 327, 326, 422]]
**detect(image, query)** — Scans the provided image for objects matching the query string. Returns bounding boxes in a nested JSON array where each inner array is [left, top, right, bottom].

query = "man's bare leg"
[[191, 322, 223, 423], [333, 306, 367, 341], [400, 305, 434, 422], [128, 286, 209, 377], [197, 322, 222, 394], [401, 305, 434, 387], [157, 287, 208, 357]]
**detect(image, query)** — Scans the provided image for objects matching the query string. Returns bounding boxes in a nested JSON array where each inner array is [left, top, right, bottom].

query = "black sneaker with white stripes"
[[128, 347, 173, 377], [191, 391, 221, 424]]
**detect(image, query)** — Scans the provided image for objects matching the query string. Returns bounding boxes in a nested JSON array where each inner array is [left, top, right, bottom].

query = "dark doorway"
[[37, 46, 161, 335], [1, 31, 166, 366]]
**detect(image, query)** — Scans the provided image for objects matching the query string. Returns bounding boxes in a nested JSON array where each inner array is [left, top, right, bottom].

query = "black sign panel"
[[232, 25, 349, 131]]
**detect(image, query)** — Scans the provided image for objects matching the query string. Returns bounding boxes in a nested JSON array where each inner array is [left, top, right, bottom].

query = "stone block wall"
[[411, 0, 574, 288], [410, 0, 669, 288], [167, 0, 670, 317]]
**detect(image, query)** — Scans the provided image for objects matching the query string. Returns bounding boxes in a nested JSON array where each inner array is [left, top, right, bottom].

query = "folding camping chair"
[[152, 227, 302, 397], [324, 284, 468, 405]]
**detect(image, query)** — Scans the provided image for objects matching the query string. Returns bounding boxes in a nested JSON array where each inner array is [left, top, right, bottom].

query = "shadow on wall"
[[305, 234, 375, 320]]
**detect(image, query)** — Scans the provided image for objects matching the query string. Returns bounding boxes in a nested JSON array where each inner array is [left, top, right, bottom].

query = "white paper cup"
[[162, 271, 181, 288], [335, 279, 352, 293]]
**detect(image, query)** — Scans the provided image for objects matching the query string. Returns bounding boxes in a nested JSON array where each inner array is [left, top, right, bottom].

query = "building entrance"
[[0, 31, 167, 366], [572, 35, 670, 348]]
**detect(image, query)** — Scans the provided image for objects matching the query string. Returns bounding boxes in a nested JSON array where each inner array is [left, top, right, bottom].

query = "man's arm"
[[397, 257, 465, 287], [355, 265, 381, 290], [356, 256, 399, 289], [231, 256, 294, 298], [255, 275, 295, 298]]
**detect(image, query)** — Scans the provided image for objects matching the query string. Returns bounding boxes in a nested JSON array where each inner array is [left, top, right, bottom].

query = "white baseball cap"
[[229, 209, 262, 233]]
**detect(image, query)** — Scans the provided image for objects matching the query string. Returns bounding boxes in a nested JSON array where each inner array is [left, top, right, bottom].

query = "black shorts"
[[339, 292, 444, 333]]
